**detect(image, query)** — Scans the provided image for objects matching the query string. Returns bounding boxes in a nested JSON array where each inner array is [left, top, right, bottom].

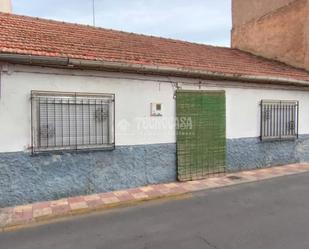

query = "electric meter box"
[[151, 103, 163, 116]]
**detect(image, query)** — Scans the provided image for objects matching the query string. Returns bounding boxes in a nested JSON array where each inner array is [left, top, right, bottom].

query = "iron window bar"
[[31, 90, 115, 154], [260, 100, 299, 141]]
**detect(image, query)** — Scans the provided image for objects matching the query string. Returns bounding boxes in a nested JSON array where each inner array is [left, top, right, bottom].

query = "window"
[[260, 100, 299, 141], [31, 91, 115, 153]]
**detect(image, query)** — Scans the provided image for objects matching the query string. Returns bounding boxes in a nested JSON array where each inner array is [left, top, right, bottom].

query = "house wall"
[[2, 65, 309, 152], [1, 65, 309, 207], [232, 0, 296, 27], [232, 0, 309, 71], [0, 0, 12, 13]]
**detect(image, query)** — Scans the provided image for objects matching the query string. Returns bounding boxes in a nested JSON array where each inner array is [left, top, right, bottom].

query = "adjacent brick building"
[[0, 0, 11, 13], [232, 0, 309, 71]]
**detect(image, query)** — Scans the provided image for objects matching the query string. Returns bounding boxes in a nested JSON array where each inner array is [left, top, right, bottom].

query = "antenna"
[[92, 0, 96, 26]]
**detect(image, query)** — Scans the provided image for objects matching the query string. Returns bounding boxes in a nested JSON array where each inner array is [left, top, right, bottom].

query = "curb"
[[1, 192, 191, 233]]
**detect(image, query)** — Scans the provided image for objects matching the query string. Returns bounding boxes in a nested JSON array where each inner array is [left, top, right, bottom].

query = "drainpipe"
[[0, 53, 309, 88]]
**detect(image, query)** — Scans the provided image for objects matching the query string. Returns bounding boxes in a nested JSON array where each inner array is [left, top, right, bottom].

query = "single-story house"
[[1, 12, 309, 207]]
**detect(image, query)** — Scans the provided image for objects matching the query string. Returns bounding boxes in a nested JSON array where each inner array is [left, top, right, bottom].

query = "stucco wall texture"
[[232, 0, 309, 71], [0, 144, 177, 208], [1, 137, 309, 208], [0, 0, 12, 13], [227, 135, 309, 172], [232, 0, 296, 26]]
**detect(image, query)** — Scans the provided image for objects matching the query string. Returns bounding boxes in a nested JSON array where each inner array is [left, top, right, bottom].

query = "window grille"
[[31, 91, 115, 153], [260, 100, 299, 141]]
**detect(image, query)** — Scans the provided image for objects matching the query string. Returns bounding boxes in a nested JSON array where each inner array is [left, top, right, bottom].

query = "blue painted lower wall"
[[227, 135, 309, 172], [1, 135, 309, 208], [0, 144, 177, 208]]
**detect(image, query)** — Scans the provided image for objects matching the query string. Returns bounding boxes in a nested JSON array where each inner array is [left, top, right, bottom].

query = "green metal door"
[[176, 90, 226, 181]]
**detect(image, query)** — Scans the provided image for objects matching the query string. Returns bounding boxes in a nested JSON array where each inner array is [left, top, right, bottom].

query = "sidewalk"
[[1, 163, 309, 232]]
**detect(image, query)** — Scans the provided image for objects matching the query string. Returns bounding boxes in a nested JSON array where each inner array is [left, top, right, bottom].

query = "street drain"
[[227, 175, 243, 181]]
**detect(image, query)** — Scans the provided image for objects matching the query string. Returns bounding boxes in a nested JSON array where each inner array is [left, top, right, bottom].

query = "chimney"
[[232, 0, 309, 71], [0, 0, 12, 13]]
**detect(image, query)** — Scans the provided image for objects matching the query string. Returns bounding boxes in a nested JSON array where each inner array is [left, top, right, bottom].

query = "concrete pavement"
[[1, 171, 309, 249]]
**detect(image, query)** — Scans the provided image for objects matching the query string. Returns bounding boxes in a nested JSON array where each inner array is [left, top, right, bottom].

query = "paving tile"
[[188, 181, 204, 185], [267, 169, 283, 175], [155, 188, 172, 195], [70, 202, 88, 211], [128, 189, 144, 194], [116, 194, 134, 202], [68, 196, 85, 204], [144, 190, 164, 197], [33, 207, 52, 218], [140, 186, 154, 192], [33, 201, 51, 210], [206, 178, 223, 186], [214, 179, 234, 186], [101, 197, 120, 204], [132, 193, 149, 199], [51, 205, 70, 215], [0, 213, 12, 229], [164, 183, 179, 188], [84, 194, 101, 202], [51, 199, 69, 207], [113, 190, 130, 197], [12, 210, 33, 222], [0, 209, 12, 227], [10, 214, 32, 225], [166, 186, 187, 194], [99, 192, 117, 199], [299, 163, 309, 168], [291, 164, 308, 170], [13, 205, 33, 213], [190, 182, 211, 189], [182, 184, 199, 191], [154, 185, 171, 192]]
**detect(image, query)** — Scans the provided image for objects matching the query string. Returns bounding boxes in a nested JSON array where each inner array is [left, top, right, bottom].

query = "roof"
[[1, 12, 309, 84]]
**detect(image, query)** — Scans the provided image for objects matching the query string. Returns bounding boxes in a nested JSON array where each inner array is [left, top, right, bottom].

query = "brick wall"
[[0, 0, 12, 13], [232, 0, 309, 71]]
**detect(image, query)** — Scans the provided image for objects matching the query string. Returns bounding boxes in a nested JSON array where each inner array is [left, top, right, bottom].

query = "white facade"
[[1, 64, 309, 152]]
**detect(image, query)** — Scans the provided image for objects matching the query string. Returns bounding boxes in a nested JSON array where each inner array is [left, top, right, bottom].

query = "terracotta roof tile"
[[1, 12, 309, 82]]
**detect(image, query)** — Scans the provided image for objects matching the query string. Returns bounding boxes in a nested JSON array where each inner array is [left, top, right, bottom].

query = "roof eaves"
[[1, 53, 309, 88]]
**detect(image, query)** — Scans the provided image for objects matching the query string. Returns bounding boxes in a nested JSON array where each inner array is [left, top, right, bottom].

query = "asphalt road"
[[2, 172, 309, 249]]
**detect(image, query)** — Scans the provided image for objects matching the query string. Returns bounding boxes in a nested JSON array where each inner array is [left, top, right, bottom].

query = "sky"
[[13, 0, 232, 47]]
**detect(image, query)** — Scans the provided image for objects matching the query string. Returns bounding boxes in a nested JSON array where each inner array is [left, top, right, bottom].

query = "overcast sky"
[[13, 0, 231, 47]]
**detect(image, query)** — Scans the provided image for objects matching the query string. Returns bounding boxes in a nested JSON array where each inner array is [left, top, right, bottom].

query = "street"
[[1, 172, 309, 249]]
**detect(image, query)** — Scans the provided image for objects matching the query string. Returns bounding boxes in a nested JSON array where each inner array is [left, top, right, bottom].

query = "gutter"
[[1, 53, 309, 88]]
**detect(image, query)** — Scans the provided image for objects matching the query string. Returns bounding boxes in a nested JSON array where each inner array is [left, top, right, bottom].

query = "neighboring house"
[[232, 0, 309, 71], [1, 4, 309, 207]]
